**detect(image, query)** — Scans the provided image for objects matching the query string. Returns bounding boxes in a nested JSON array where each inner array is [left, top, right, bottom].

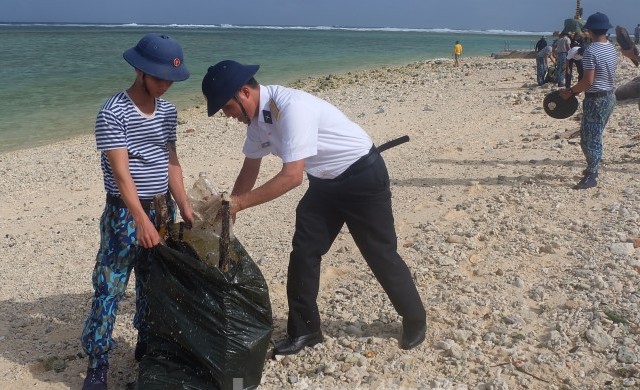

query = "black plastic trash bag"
[[544, 64, 556, 84], [135, 232, 273, 390]]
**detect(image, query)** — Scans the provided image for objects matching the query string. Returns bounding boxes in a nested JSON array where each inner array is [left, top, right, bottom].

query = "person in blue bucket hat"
[[202, 60, 427, 358], [560, 12, 617, 189], [80, 33, 194, 390]]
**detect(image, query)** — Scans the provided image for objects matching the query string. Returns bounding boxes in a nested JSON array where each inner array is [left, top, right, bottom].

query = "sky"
[[1, 0, 638, 33]]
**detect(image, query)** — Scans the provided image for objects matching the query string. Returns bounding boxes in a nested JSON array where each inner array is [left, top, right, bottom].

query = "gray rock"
[[437, 255, 457, 266], [610, 243, 635, 256], [617, 346, 638, 364], [585, 328, 613, 352]]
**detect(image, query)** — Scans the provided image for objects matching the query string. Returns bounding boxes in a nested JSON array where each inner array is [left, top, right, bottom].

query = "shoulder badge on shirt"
[[268, 99, 281, 121]]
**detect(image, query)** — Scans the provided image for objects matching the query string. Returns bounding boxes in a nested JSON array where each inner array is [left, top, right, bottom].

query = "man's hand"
[[212, 195, 238, 225], [228, 195, 241, 222], [559, 88, 574, 100], [136, 217, 161, 248], [180, 203, 195, 228]]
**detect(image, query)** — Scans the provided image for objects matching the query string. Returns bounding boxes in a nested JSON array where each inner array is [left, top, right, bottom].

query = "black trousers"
[[286, 151, 426, 336], [565, 59, 583, 89]]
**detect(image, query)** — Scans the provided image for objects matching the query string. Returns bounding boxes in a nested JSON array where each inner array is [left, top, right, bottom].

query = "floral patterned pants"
[[581, 94, 616, 174], [80, 199, 174, 368]]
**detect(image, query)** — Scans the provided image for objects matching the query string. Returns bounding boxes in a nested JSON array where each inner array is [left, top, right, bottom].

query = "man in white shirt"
[[201, 60, 427, 356]]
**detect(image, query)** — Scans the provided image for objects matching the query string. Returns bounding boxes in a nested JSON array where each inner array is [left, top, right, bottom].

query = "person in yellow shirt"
[[453, 40, 463, 66]]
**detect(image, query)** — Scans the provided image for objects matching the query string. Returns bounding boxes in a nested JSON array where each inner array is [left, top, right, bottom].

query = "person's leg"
[[536, 57, 545, 85], [132, 245, 150, 360], [341, 158, 426, 324], [565, 59, 573, 87], [556, 53, 567, 86], [132, 197, 176, 360], [576, 60, 584, 81], [286, 184, 343, 337], [577, 95, 616, 188], [80, 204, 138, 385]]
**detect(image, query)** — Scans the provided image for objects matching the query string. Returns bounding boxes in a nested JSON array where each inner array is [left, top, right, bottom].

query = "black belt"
[[309, 135, 410, 182], [332, 146, 380, 181], [106, 193, 165, 211], [585, 90, 613, 98]]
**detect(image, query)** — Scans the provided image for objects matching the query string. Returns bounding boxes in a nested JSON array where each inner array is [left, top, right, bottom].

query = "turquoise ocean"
[[0, 24, 548, 153]]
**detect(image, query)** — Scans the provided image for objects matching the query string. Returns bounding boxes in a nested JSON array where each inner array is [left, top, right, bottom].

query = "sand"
[[1, 55, 640, 389]]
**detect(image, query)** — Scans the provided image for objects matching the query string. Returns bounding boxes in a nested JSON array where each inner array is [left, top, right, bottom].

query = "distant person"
[[201, 60, 427, 357], [555, 32, 571, 87], [536, 44, 554, 86], [80, 33, 194, 390], [635, 23, 640, 44], [565, 34, 585, 87], [560, 12, 617, 190], [453, 40, 463, 66], [535, 36, 548, 52]]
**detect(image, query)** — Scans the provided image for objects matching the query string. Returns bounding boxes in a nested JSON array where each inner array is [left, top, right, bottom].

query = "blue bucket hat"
[[583, 12, 613, 31], [123, 33, 190, 81], [201, 60, 260, 116]]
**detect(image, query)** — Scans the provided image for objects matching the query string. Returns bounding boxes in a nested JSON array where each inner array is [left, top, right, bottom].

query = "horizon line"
[[0, 21, 552, 36]]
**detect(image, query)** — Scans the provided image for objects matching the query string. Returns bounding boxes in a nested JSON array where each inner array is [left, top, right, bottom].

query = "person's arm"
[[547, 52, 556, 64], [106, 148, 160, 248], [167, 141, 194, 227], [231, 157, 262, 197], [230, 158, 305, 216], [560, 68, 595, 99]]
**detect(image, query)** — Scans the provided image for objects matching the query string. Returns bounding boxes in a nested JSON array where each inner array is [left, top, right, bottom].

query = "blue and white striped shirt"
[[95, 91, 177, 199], [582, 42, 617, 93]]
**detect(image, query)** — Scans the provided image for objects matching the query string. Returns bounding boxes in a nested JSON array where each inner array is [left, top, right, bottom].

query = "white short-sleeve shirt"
[[567, 46, 582, 60], [243, 85, 372, 179]]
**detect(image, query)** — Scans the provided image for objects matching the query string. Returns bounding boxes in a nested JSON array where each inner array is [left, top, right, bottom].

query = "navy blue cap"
[[123, 33, 189, 82], [201, 60, 260, 116], [583, 12, 613, 31]]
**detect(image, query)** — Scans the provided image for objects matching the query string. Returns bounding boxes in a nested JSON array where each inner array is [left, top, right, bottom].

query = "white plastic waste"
[[170, 172, 232, 267]]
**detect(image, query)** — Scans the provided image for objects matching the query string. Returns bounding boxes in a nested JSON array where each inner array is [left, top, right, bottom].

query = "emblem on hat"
[[173, 58, 181, 68]]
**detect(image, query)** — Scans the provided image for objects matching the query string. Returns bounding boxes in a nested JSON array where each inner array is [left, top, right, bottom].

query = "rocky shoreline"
[[1, 56, 640, 389]]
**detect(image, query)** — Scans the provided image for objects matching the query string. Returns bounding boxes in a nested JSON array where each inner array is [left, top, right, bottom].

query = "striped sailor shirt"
[[582, 41, 617, 93], [95, 91, 177, 199]]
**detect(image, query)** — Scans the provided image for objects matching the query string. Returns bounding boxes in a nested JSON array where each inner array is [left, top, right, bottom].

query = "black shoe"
[[272, 331, 323, 356], [581, 169, 598, 178], [400, 319, 427, 350], [574, 173, 598, 190], [82, 365, 108, 390], [134, 341, 147, 362]]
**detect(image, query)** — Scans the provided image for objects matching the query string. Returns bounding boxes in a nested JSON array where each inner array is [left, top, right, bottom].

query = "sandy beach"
[[1, 55, 640, 389]]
